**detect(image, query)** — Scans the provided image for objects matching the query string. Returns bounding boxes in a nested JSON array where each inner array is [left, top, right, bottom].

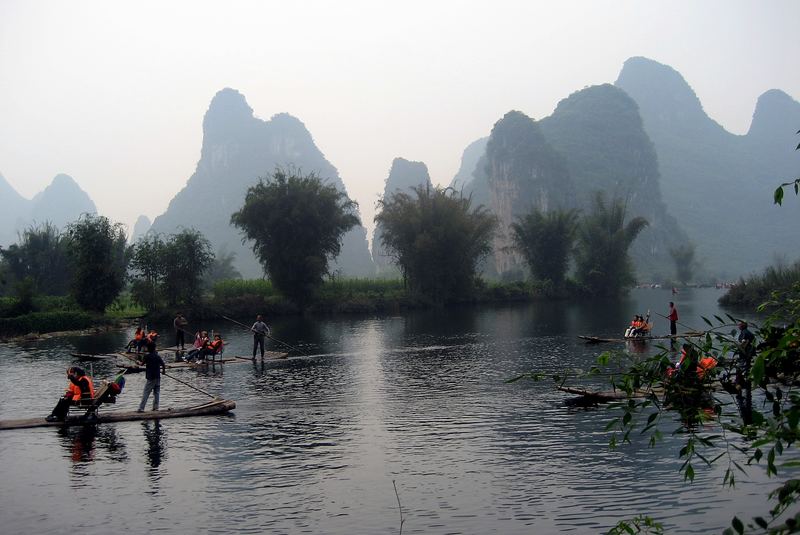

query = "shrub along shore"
[[0, 278, 577, 338]]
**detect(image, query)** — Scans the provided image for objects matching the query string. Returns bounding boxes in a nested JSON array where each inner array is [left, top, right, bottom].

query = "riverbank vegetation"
[[719, 259, 800, 309], [0, 168, 682, 335]]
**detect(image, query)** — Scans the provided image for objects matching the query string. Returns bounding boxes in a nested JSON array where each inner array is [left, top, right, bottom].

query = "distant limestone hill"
[[149, 88, 374, 278], [372, 158, 432, 274], [457, 91, 683, 280], [0, 172, 97, 247], [131, 215, 152, 243], [616, 56, 800, 277], [468, 111, 576, 275], [539, 84, 689, 279]]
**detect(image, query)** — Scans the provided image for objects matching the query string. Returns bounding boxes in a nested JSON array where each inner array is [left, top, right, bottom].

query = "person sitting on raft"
[[666, 344, 718, 381], [196, 333, 224, 362], [186, 330, 209, 361], [46, 367, 95, 422], [625, 316, 647, 338], [126, 327, 145, 353]]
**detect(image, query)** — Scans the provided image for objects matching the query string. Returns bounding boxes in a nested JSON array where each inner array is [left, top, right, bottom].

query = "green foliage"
[[607, 515, 665, 535], [104, 292, 146, 319], [511, 208, 579, 287], [0, 310, 96, 336], [161, 229, 214, 306], [773, 130, 800, 207], [129, 230, 215, 310], [720, 260, 800, 308], [669, 243, 696, 285], [203, 248, 242, 288], [574, 193, 648, 296], [375, 184, 497, 304], [597, 284, 800, 533], [212, 278, 276, 300], [66, 214, 129, 312], [231, 168, 360, 308], [129, 234, 165, 311], [0, 222, 72, 296]]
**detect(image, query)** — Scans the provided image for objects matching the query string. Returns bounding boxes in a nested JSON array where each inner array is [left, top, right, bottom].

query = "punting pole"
[[162, 371, 217, 400], [220, 314, 309, 356]]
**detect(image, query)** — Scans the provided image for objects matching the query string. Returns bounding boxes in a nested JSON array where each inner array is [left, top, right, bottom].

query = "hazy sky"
[[1, 0, 798, 240]]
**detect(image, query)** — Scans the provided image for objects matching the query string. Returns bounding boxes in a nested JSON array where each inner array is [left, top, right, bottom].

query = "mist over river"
[[0, 288, 780, 534]]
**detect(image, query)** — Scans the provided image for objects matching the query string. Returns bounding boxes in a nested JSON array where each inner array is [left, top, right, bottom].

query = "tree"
[[574, 193, 648, 296], [129, 234, 166, 311], [231, 168, 359, 307], [0, 222, 72, 296], [669, 243, 696, 285], [161, 229, 214, 306], [129, 229, 215, 310], [203, 247, 242, 288], [66, 214, 128, 312], [511, 208, 579, 288], [375, 184, 497, 303]]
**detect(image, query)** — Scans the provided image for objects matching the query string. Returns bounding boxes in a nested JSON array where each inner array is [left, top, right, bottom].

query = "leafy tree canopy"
[[231, 168, 359, 307], [0, 222, 72, 297], [66, 214, 128, 312], [511, 208, 579, 288], [375, 184, 497, 303], [574, 193, 648, 296]]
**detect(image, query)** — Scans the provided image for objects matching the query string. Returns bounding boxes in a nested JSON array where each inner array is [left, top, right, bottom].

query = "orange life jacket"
[[209, 339, 224, 353], [134, 330, 143, 341], [68, 375, 95, 401]]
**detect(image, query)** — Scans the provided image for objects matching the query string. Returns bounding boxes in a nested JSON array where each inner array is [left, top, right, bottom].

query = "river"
[[0, 288, 779, 534]]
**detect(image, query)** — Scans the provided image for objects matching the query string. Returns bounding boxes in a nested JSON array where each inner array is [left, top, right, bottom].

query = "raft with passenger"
[[0, 398, 237, 431]]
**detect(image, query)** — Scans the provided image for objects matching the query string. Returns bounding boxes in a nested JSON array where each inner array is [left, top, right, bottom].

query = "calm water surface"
[[0, 288, 778, 533]]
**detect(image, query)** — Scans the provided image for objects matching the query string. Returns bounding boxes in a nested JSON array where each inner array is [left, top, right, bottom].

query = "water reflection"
[[0, 289, 780, 534], [142, 421, 166, 469]]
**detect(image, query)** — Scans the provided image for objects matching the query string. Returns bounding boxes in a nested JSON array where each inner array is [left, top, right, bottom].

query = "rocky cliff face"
[[131, 215, 152, 243], [0, 173, 97, 247], [372, 158, 432, 273], [616, 57, 800, 277], [539, 84, 688, 279], [467, 111, 576, 275], [150, 88, 374, 278]]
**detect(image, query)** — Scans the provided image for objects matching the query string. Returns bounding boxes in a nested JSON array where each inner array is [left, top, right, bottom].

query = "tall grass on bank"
[[719, 260, 800, 308]]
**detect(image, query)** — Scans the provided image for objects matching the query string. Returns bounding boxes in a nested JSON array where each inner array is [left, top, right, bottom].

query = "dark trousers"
[[50, 397, 76, 420], [670, 321, 677, 335], [253, 335, 265, 358], [176, 331, 185, 349]]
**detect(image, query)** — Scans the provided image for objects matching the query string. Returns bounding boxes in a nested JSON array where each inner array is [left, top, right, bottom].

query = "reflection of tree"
[[142, 421, 167, 469]]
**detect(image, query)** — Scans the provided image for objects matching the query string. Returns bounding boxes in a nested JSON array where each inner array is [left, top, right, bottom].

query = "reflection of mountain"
[[372, 158, 432, 274], [150, 88, 374, 278], [616, 56, 800, 277], [0, 172, 97, 247]]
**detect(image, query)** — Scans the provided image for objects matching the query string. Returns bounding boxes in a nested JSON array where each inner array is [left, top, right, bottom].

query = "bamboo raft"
[[578, 332, 706, 344], [0, 399, 236, 431], [558, 385, 661, 402], [114, 351, 288, 372]]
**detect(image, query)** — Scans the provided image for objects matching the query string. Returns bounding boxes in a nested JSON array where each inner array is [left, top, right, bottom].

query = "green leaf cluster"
[[231, 168, 359, 308], [375, 184, 497, 304], [65, 215, 128, 313]]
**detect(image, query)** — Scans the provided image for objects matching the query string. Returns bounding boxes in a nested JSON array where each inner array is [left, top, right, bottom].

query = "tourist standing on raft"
[[251, 314, 271, 360], [668, 302, 679, 336], [174, 312, 189, 350], [138, 341, 166, 412]]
